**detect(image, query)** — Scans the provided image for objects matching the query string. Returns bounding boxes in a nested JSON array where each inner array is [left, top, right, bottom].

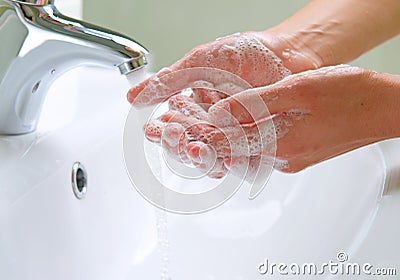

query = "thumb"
[[208, 87, 273, 127], [128, 67, 251, 108]]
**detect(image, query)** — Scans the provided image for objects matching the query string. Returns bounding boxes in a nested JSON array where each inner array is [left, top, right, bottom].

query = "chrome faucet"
[[0, 0, 148, 135]]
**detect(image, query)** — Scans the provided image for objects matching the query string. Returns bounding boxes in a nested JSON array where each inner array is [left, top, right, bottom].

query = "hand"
[[145, 91, 277, 180], [127, 0, 400, 178], [129, 31, 318, 179], [127, 31, 317, 107], [206, 65, 400, 173]]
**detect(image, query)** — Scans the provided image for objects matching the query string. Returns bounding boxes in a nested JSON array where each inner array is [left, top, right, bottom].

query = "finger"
[[187, 142, 227, 179], [144, 115, 191, 163], [203, 114, 278, 158], [186, 141, 214, 168], [210, 74, 320, 127], [186, 141, 203, 162], [126, 42, 217, 105], [127, 66, 178, 104], [156, 109, 277, 159], [156, 111, 222, 162], [273, 157, 292, 173], [144, 110, 197, 144], [181, 33, 290, 87], [127, 31, 294, 107], [144, 119, 166, 144], [162, 122, 185, 148], [150, 113, 275, 178], [159, 110, 202, 128], [207, 158, 228, 179], [209, 87, 272, 126], [158, 111, 221, 150], [162, 141, 191, 164], [161, 122, 191, 163], [146, 125, 191, 164], [128, 67, 251, 108], [168, 94, 209, 120], [214, 82, 248, 96], [192, 88, 228, 111], [126, 39, 226, 105], [226, 156, 266, 183], [181, 122, 263, 159]]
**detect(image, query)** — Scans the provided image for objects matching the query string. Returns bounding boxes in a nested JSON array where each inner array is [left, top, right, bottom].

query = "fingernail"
[[162, 123, 185, 147], [160, 112, 174, 123], [187, 143, 201, 160], [144, 121, 164, 143], [224, 157, 232, 167], [208, 171, 226, 179], [199, 144, 216, 164], [145, 134, 161, 143], [127, 93, 134, 104]]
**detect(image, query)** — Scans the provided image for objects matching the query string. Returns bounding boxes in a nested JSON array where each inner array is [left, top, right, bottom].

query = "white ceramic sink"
[[0, 67, 399, 280]]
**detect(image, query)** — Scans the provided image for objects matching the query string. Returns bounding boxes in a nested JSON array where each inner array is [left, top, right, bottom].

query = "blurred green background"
[[82, 0, 400, 73]]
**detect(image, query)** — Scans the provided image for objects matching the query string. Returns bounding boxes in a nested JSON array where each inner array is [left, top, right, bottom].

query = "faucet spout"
[[0, 0, 149, 135]]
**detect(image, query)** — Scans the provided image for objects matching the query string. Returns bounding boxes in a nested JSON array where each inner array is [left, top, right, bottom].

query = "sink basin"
[[0, 67, 398, 279]]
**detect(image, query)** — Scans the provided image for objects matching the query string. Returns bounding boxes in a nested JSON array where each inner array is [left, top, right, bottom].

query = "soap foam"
[[146, 90, 285, 181], [198, 33, 291, 87], [273, 158, 290, 171], [135, 32, 292, 107], [134, 67, 252, 107], [141, 58, 291, 182]]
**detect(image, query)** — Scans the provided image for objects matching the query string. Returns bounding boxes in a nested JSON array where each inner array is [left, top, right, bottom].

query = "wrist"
[[257, 29, 323, 73], [371, 72, 400, 140], [353, 70, 400, 144]]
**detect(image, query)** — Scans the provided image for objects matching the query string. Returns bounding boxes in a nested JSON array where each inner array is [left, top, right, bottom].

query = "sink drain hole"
[[72, 162, 87, 199]]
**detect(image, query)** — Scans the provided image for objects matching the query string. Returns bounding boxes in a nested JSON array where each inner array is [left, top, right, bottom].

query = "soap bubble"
[[123, 67, 277, 214]]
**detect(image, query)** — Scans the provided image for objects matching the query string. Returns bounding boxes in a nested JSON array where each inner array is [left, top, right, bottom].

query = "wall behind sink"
[[82, 0, 400, 74], [58, 0, 82, 18]]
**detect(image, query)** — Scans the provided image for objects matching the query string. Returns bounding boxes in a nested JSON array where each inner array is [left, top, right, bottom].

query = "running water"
[[126, 64, 173, 280], [155, 208, 172, 280], [123, 43, 292, 278], [125, 67, 150, 87]]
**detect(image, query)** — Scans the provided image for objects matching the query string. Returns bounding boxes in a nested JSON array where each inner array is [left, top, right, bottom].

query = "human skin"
[[128, 0, 400, 101], [127, 0, 400, 174], [264, 0, 400, 69], [208, 65, 400, 172]]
